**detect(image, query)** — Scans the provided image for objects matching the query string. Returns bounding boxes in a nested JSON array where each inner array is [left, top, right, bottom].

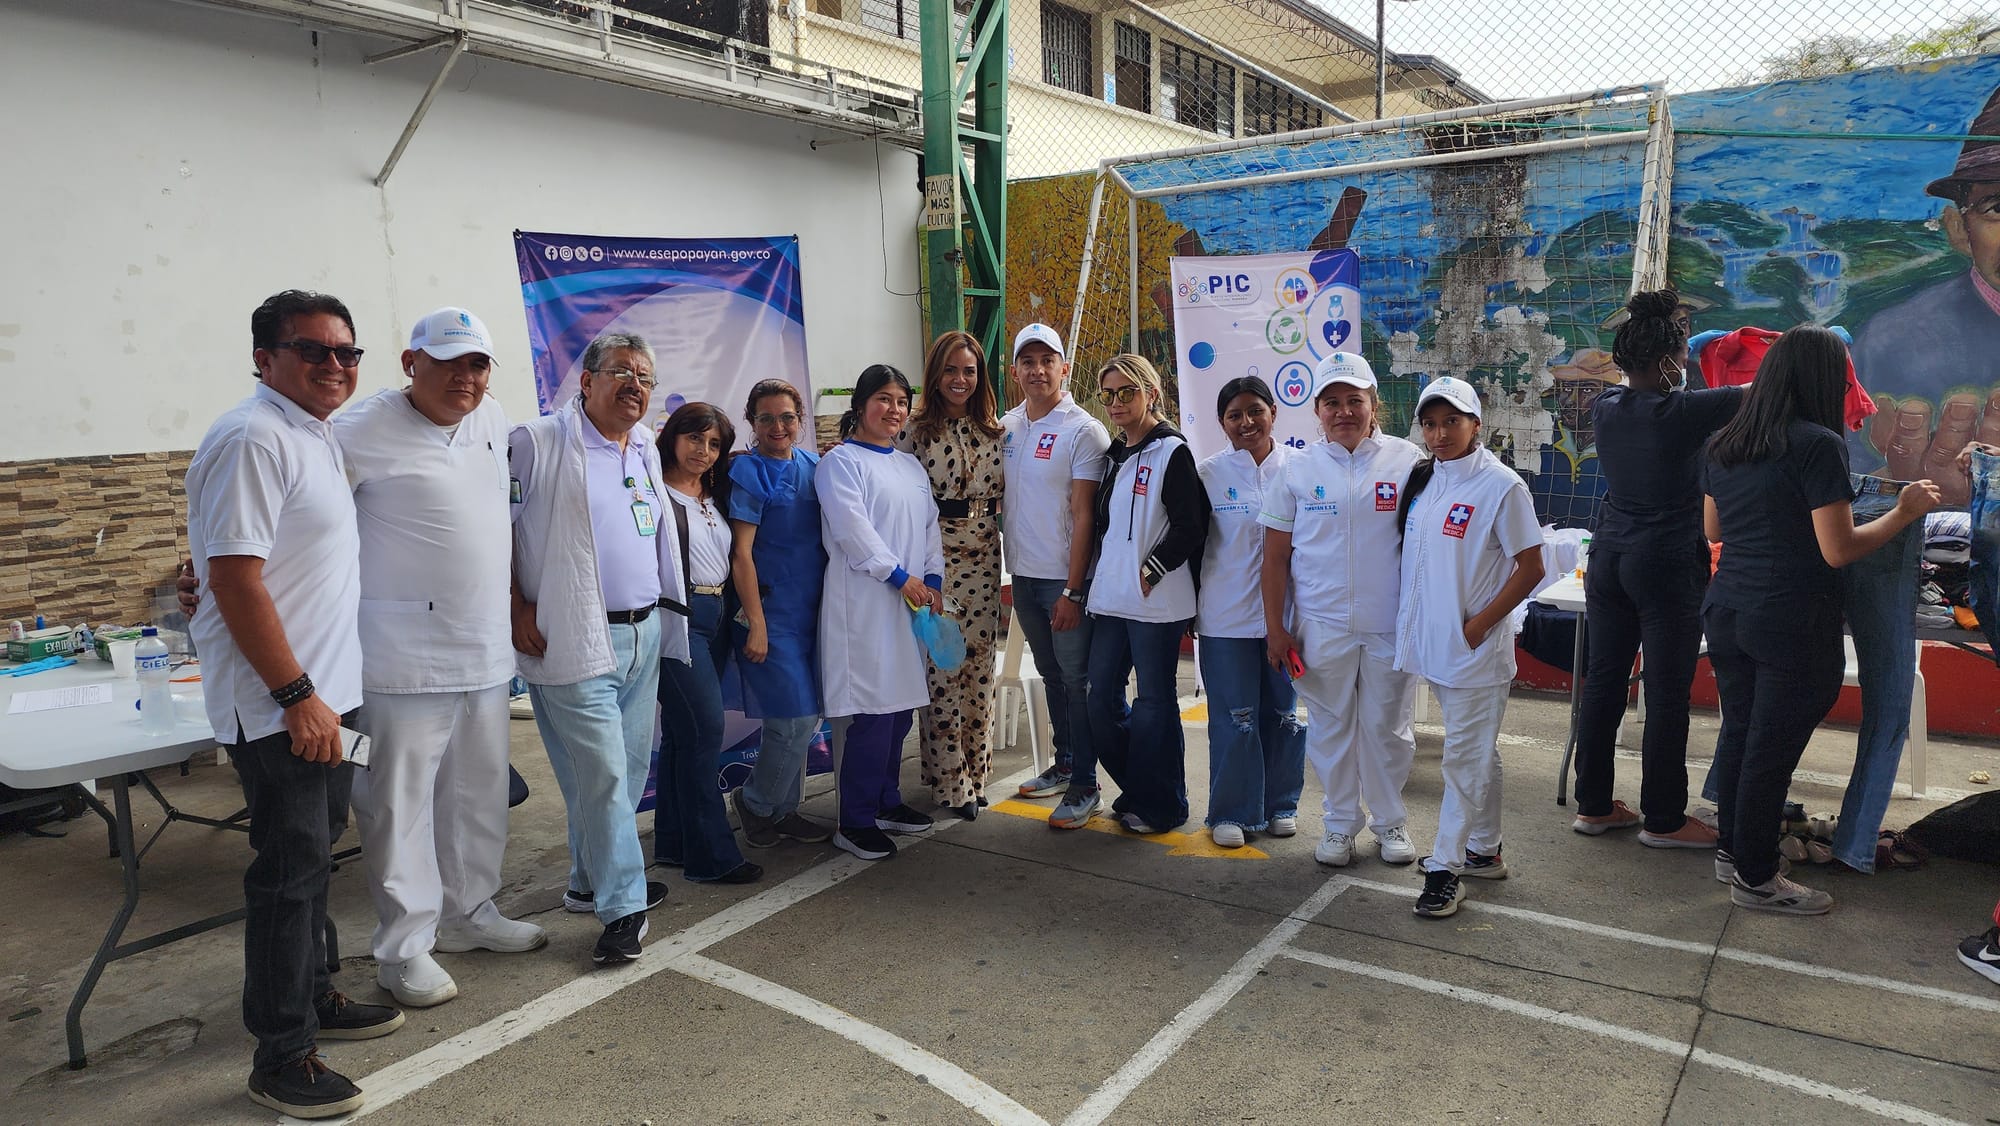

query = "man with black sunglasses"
[[184, 289, 400, 1118]]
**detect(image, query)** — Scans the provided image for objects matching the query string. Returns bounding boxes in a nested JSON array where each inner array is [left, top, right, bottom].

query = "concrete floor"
[[3, 673, 1998, 1125]]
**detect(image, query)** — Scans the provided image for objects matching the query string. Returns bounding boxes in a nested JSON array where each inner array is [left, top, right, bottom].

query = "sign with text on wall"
[[1170, 250, 1362, 461], [513, 230, 811, 419]]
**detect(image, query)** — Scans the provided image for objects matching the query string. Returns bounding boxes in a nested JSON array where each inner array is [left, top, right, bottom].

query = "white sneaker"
[[435, 910, 548, 954], [1375, 825, 1416, 865], [377, 952, 458, 1008], [1314, 832, 1354, 867], [1268, 815, 1298, 838], [1211, 823, 1246, 848]]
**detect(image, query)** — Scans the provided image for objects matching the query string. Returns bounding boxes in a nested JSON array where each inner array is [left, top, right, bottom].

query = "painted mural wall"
[[1004, 52, 2000, 522]]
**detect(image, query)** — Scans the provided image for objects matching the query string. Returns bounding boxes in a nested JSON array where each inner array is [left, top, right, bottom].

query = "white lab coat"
[[816, 440, 946, 717]]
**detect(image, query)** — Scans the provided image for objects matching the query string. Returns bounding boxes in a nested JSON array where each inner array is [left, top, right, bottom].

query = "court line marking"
[[673, 953, 1047, 1125], [1326, 874, 2000, 1015], [1278, 946, 1971, 1126], [297, 767, 1037, 1123], [1060, 879, 1351, 1126]]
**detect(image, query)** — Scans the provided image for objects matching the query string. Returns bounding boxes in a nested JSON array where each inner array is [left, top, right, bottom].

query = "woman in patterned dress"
[[899, 331, 1006, 820]]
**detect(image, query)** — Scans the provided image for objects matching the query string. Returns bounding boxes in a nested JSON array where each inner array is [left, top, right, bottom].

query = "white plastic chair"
[[990, 599, 1053, 775]]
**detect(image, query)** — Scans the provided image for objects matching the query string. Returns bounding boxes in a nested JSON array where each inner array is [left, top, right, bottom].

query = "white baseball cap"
[[1416, 375, 1483, 419], [409, 307, 496, 361], [1313, 351, 1377, 397], [1012, 322, 1065, 360]]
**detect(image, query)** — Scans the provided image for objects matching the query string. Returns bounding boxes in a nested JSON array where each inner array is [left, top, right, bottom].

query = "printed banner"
[[1170, 250, 1362, 460], [513, 230, 811, 418]]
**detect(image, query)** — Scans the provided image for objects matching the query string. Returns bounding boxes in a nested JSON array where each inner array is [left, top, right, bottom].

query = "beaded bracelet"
[[270, 673, 316, 709]]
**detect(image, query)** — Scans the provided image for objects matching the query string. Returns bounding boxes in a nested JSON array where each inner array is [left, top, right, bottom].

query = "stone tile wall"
[[0, 452, 190, 628]]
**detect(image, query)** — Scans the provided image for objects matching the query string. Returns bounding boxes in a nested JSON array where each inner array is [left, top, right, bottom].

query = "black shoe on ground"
[[1958, 926, 2000, 986], [716, 861, 764, 884], [772, 811, 834, 843], [313, 990, 404, 1040], [834, 825, 897, 861], [247, 1052, 363, 1118], [976, 796, 989, 808], [1414, 866, 1463, 918], [565, 881, 669, 914], [592, 912, 649, 966], [876, 803, 934, 834], [732, 787, 781, 848], [949, 801, 978, 822]]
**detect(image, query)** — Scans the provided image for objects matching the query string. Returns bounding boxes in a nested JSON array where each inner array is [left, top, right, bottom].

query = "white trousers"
[[1291, 619, 1417, 837], [1423, 681, 1511, 874], [352, 684, 512, 963]]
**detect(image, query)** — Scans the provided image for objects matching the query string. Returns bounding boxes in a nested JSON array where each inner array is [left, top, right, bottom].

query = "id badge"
[[633, 499, 658, 537]]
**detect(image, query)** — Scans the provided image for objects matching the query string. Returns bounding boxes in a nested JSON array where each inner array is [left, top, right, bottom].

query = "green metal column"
[[920, 0, 1007, 388]]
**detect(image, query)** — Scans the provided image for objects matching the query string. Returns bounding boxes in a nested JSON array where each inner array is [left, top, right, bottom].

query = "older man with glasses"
[[508, 332, 690, 966]]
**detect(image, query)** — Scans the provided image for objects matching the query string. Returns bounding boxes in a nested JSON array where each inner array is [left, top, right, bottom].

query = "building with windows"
[[784, 0, 1484, 176]]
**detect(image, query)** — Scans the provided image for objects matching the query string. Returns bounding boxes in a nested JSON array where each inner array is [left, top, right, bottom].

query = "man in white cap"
[[999, 323, 1111, 823], [339, 307, 546, 1005]]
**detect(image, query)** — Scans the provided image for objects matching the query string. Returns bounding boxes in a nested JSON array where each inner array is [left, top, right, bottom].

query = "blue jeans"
[[739, 715, 821, 819], [1972, 449, 2000, 654], [1830, 474, 1923, 871], [1088, 615, 1192, 830], [1011, 576, 1093, 776], [1197, 636, 1305, 829], [655, 594, 748, 880], [529, 614, 661, 923], [228, 714, 356, 1071]]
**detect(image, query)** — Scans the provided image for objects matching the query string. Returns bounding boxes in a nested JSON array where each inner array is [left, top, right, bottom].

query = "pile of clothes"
[[1917, 510, 1980, 631]]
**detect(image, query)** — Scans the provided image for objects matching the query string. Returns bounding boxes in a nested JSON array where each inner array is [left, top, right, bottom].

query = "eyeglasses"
[[590, 367, 657, 391], [1096, 386, 1144, 406], [754, 412, 801, 428], [273, 340, 365, 368]]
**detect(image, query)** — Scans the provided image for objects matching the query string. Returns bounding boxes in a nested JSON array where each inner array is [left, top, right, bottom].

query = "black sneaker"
[[715, 861, 764, 884], [834, 825, 897, 861], [246, 1052, 363, 1118], [772, 811, 834, 843], [1414, 867, 1463, 918], [1462, 846, 1509, 880], [875, 803, 934, 834], [564, 881, 668, 914], [592, 912, 649, 966], [313, 990, 403, 1040], [1957, 926, 2000, 986], [732, 787, 780, 848]]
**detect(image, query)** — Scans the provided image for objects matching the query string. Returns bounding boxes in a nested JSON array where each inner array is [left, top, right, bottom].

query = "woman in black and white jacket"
[[1076, 354, 1209, 835]]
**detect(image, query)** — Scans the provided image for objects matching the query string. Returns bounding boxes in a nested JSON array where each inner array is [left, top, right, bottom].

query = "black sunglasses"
[[272, 339, 365, 368]]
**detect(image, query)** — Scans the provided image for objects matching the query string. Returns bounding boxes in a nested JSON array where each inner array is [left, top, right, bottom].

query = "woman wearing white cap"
[[1394, 376, 1545, 919], [1259, 353, 1424, 864]]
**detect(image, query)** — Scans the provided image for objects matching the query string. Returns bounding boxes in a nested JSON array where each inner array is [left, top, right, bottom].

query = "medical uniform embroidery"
[[1375, 481, 1398, 511], [1443, 502, 1475, 539], [1034, 432, 1058, 460], [1133, 464, 1152, 496]]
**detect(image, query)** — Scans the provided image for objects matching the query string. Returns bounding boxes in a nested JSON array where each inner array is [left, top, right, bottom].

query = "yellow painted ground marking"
[[1180, 702, 1208, 722], [988, 799, 1268, 859]]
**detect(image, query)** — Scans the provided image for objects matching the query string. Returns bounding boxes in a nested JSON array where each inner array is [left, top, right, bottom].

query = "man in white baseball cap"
[[340, 306, 546, 1002]]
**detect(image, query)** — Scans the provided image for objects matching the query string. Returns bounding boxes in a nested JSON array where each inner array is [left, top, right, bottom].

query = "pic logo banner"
[[1171, 250, 1362, 460], [513, 231, 811, 418]]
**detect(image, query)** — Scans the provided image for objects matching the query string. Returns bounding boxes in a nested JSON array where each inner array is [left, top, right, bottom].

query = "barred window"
[[1162, 42, 1234, 137], [1243, 74, 1323, 137], [1042, 2, 1094, 97], [1114, 23, 1151, 113], [857, 0, 969, 42]]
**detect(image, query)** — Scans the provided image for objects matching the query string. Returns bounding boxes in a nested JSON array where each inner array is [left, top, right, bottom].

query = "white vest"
[[1091, 432, 1197, 624], [511, 401, 690, 686]]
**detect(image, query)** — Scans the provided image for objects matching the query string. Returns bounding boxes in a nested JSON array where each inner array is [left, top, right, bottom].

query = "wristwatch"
[[1060, 587, 1085, 606]]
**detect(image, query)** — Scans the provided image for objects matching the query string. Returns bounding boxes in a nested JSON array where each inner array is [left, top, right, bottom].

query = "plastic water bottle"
[[137, 626, 174, 735], [1575, 535, 1591, 581]]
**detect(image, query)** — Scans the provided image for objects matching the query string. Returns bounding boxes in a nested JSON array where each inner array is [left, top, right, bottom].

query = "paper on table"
[[7, 683, 116, 714]]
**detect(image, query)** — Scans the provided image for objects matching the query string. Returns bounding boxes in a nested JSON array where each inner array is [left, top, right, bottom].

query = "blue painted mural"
[[1120, 53, 2000, 521]]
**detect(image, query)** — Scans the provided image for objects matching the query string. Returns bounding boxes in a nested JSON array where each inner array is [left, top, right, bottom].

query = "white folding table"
[[0, 661, 263, 1069]]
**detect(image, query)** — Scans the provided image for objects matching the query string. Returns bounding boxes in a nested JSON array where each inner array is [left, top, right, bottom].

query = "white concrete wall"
[[0, 0, 924, 461]]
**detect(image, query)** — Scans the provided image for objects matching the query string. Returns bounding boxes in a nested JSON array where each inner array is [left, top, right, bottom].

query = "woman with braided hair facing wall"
[[1569, 290, 1745, 849]]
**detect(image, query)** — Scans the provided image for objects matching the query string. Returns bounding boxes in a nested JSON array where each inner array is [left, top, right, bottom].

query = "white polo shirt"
[[334, 390, 514, 694], [1001, 394, 1110, 581], [1394, 444, 1543, 688], [1258, 433, 1424, 636], [1196, 445, 1289, 638], [185, 382, 363, 743]]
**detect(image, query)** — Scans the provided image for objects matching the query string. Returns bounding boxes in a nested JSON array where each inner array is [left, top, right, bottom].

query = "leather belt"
[[690, 583, 725, 597], [936, 496, 996, 519], [606, 607, 654, 625]]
